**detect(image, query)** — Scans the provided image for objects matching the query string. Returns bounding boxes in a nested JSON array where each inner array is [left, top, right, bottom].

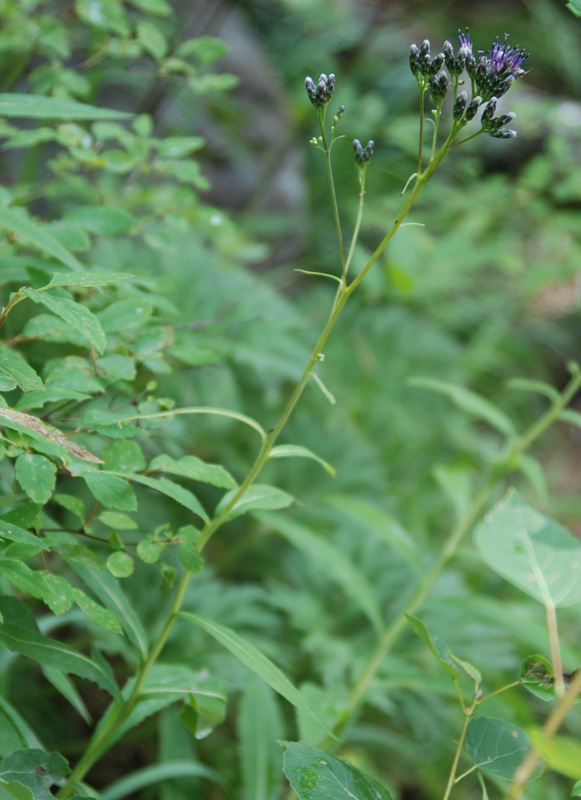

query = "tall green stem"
[[319, 113, 346, 275]]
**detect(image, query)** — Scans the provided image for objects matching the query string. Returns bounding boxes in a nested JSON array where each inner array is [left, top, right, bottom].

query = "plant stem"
[[58, 118, 446, 798], [344, 170, 366, 276], [417, 84, 426, 175], [442, 711, 472, 800], [545, 602, 564, 697], [319, 113, 346, 276], [504, 667, 581, 800]]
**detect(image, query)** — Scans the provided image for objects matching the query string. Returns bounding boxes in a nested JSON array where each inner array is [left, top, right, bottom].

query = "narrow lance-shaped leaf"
[[48, 272, 135, 288], [408, 377, 516, 437], [0, 407, 102, 464], [268, 444, 336, 477], [239, 678, 284, 800], [475, 490, 581, 607], [215, 484, 293, 522], [282, 741, 393, 800], [260, 513, 383, 634], [179, 613, 333, 737]]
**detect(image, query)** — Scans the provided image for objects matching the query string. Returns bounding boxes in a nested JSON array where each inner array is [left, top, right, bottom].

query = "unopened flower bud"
[[409, 43, 421, 77], [453, 91, 468, 120], [465, 95, 482, 121], [353, 138, 374, 166], [489, 128, 517, 138], [482, 96, 497, 123], [429, 71, 449, 103], [305, 72, 336, 109]]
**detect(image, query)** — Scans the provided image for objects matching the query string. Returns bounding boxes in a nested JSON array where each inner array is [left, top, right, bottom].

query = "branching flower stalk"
[[59, 30, 533, 798]]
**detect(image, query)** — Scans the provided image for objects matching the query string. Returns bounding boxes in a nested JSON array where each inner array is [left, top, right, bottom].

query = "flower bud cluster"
[[353, 138, 374, 167], [409, 28, 527, 140], [305, 73, 336, 110]]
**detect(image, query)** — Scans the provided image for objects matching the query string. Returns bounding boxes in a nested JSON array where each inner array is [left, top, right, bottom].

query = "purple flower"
[[489, 35, 528, 78], [458, 28, 473, 56], [474, 34, 529, 101]]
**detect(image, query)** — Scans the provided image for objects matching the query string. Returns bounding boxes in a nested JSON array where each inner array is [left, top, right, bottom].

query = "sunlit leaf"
[[282, 741, 393, 800], [475, 490, 581, 607]]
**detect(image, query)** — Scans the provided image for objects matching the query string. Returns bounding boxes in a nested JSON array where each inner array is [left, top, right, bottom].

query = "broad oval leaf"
[[215, 484, 293, 522], [82, 472, 137, 511], [0, 749, 69, 800], [282, 741, 393, 800], [179, 613, 332, 737], [15, 454, 56, 505], [520, 655, 580, 704], [465, 716, 542, 780], [475, 490, 581, 607]]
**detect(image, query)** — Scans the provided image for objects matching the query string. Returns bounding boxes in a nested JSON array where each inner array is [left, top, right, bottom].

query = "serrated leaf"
[[15, 454, 56, 504], [282, 741, 392, 800], [16, 389, 91, 411], [475, 490, 581, 607], [0, 750, 69, 800], [260, 513, 382, 634], [0, 207, 83, 271], [0, 94, 131, 120], [268, 444, 336, 477], [179, 613, 331, 736], [409, 377, 516, 437], [0, 347, 44, 392], [215, 484, 293, 521], [82, 472, 137, 511], [48, 271, 135, 287], [465, 716, 542, 780], [23, 288, 106, 354], [97, 299, 153, 333]]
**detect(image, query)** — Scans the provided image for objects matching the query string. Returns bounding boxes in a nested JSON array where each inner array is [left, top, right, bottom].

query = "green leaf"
[[127, 0, 172, 15], [520, 656, 580, 704], [0, 750, 69, 800], [408, 377, 516, 437], [99, 511, 137, 530], [0, 520, 49, 550], [0, 207, 83, 271], [505, 377, 559, 401], [566, 0, 581, 17], [42, 667, 92, 724], [0, 348, 44, 392], [572, 779, 581, 796], [475, 490, 581, 607], [0, 611, 121, 701], [0, 407, 102, 464], [179, 613, 332, 736], [148, 454, 237, 490], [137, 20, 168, 60], [176, 36, 229, 63], [157, 137, 205, 158], [215, 484, 293, 521], [14, 454, 56, 504], [122, 474, 208, 522], [75, 0, 129, 35], [102, 441, 145, 473], [282, 741, 393, 800], [239, 679, 283, 800], [102, 763, 219, 800], [323, 495, 420, 566], [465, 716, 542, 780], [48, 271, 135, 287], [406, 615, 462, 679], [268, 445, 336, 477], [16, 389, 91, 411], [65, 559, 148, 659], [0, 95, 130, 120], [23, 288, 106, 354], [106, 552, 134, 579], [178, 539, 204, 573], [136, 539, 162, 563], [95, 355, 136, 383], [260, 513, 383, 634], [0, 697, 44, 750], [560, 409, 581, 428], [82, 472, 137, 511], [64, 207, 136, 237], [97, 299, 153, 333]]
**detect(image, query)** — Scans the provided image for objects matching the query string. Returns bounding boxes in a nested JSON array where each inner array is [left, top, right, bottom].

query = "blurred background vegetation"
[[0, 1, 580, 798]]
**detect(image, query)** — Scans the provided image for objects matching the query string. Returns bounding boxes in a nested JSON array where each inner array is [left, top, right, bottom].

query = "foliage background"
[[0, 1, 580, 799]]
